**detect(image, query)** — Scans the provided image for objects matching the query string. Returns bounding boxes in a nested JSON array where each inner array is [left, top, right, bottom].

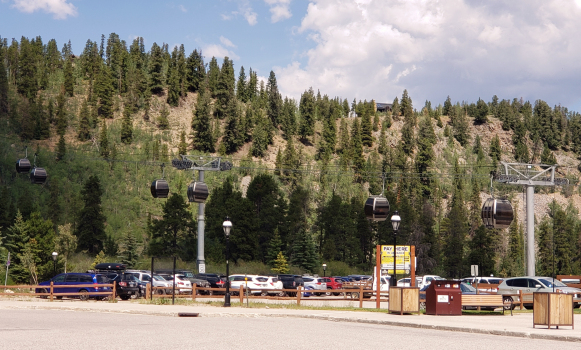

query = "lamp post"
[[52, 252, 58, 276], [390, 211, 401, 287], [223, 217, 232, 307], [322, 263, 327, 277]]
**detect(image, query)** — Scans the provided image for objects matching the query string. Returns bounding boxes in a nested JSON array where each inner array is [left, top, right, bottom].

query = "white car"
[[229, 275, 269, 294], [263, 276, 284, 296], [302, 277, 327, 295], [161, 274, 192, 294]]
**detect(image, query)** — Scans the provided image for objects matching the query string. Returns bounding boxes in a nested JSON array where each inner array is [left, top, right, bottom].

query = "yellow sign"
[[380, 245, 411, 274]]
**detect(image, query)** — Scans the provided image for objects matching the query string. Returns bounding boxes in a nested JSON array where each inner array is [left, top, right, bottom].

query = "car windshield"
[[153, 275, 166, 281], [256, 277, 268, 282], [181, 272, 194, 278], [460, 283, 476, 293], [538, 278, 567, 288]]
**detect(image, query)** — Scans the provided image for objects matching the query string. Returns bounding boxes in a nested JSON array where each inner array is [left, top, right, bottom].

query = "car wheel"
[[278, 291, 286, 297], [39, 288, 48, 299], [503, 296, 515, 310], [351, 292, 360, 299], [207, 289, 214, 296], [79, 289, 89, 301], [325, 288, 332, 296], [574, 303, 581, 309], [56, 296, 63, 300], [156, 288, 165, 295], [120, 295, 131, 300], [333, 292, 341, 296]]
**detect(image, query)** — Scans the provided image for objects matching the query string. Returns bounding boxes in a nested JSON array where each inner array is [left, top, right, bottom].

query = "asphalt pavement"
[[0, 298, 579, 343]]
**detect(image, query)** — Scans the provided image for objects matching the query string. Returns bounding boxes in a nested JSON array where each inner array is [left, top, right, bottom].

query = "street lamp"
[[223, 217, 232, 307], [322, 263, 327, 277], [52, 252, 58, 276], [390, 211, 401, 287]]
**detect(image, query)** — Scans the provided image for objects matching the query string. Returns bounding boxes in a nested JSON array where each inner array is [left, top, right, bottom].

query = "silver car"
[[302, 277, 327, 295], [497, 276, 581, 309]]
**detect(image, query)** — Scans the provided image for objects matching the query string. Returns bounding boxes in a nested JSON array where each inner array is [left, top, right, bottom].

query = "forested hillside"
[[1, 33, 581, 285]]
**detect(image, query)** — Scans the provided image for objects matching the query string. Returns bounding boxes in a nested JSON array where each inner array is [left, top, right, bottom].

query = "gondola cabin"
[[16, 158, 31, 173], [29, 167, 47, 184], [187, 181, 209, 203], [481, 198, 514, 229], [364, 196, 390, 221], [151, 179, 170, 198]]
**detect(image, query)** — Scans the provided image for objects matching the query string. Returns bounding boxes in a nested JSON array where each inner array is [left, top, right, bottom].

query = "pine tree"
[[166, 48, 180, 106], [96, 65, 114, 118], [148, 43, 165, 94], [236, 66, 247, 102], [191, 83, 215, 152], [186, 49, 205, 93], [56, 91, 67, 135], [489, 135, 501, 166], [118, 232, 139, 268], [541, 143, 557, 165], [350, 118, 365, 173], [251, 113, 269, 157], [360, 102, 374, 147], [222, 92, 243, 154], [17, 37, 38, 99], [337, 118, 350, 156], [56, 134, 66, 161], [148, 193, 195, 259], [502, 209, 524, 277], [120, 104, 133, 144], [298, 88, 316, 141], [271, 251, 290, 274], [76, 175, 107, 254], [158, 104, 170, 130], [99, 120, 109, 158], [290, 230, 318, 273], [275, 148, 283, 176], [178, 130, 188, 155], [207, 56, 220, 97], [63, 56, 74, 96], [475, 98, 488, 123], [266, 70, 283, 128], [391, 96, 400, 118], [78, 100, 92, 142], [378, 124, 388, 156], [415, 114, 436, 175], [443, 95, 452, 116], [0, 48, 8, 117]]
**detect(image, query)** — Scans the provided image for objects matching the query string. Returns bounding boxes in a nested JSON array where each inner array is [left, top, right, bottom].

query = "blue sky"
[[2, 0, 581, 113]]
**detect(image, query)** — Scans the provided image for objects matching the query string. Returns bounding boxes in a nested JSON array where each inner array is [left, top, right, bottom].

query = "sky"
[[1, 0, 581, 112]]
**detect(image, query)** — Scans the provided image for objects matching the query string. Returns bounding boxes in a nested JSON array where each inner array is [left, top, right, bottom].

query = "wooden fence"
[[0, 283, 116, 301]]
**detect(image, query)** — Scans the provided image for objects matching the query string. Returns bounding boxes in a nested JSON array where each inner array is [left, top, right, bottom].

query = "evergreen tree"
[[378, 123, 388, 156], [236, 66, 247, 102], [290, 230, 319, 272], [56, 134, 66, 161], [166, 48, 180, 106], [473, 135, 485, 162], [17, 37, 38, 99], [391, 96, 400, 118], [55, 91, 67, 135], [350, 118, 365, 173], [120, 104, 133, 144], [281, 97, 297, 139], [475, 98, 488, 123], [191, 83, 215, 152], [222, 92, 243, 154], [298, 88, 316, 141], [95, 65, 114, 118], [78, 99, 91, 141], [541, 143, 557, 165], [117, 232, 139, 268], [158, 104, 170, 130], [148, 193, 195, 259], [466, 225, 496, 276], [207, 57, 220, 97], [443, 160, 468, 278], [266, 70, 283, 128], [0, 48, 8, 117], [337, 118, 350, 156], [489, 135, 501, 166], [75, 175, 106, 254], [443, 95, 452, 116], [251, 113, 270, 157], [148, 43, 165, 94], [451, 106, 469, 146], [282, 137, 301, 184], [271, 251, 290, 274], [178, 130, 187, 155], [186, 49, 205, 93], [501, 209, 524, 277], [360, 103, 374, 147], [63, 56, 74, 96], [99, 120, 109, 158]]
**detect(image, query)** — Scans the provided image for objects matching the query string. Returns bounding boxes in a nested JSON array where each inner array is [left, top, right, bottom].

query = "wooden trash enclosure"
[[533, 292, 574, 329], [388, 286, 420, 315]]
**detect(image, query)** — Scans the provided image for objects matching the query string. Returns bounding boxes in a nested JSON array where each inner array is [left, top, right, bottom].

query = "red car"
[[322, 277, 343, 296]]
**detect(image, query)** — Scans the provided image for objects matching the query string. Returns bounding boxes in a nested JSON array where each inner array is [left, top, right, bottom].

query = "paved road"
[[0, 309, 568, 350]]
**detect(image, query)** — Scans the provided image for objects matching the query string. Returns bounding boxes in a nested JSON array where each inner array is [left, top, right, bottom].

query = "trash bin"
[[389, 286, 420, 315], [533, 292, 574, 329], [425, 280, 462, 315]]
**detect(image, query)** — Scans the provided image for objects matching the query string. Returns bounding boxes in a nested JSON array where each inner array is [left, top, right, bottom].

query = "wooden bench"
[[461, 294, 512, 315]]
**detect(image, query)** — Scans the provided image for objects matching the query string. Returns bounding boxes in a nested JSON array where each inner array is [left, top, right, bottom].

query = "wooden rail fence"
[[0, 283, 116, 301]]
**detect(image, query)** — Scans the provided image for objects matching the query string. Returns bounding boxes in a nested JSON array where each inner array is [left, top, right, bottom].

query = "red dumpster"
[[425, 280, 462, 315]]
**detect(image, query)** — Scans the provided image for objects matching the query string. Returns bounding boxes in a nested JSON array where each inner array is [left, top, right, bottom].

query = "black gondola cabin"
[[29, 167, 47, 184], [187, 181, 209, 203], [16, 158, 31, 173], [151, 179, 170, 198], [364, 196, 390, 221], [481, 198, 514, 229]]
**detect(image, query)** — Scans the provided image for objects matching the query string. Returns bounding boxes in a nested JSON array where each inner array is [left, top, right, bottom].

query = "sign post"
[[380, 245, 411, 276]]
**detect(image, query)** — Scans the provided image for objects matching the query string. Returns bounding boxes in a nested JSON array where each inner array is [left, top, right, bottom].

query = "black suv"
[[94, 262, 140, 300], [195, 273, 225, 294], [277, 274, 304, 296]]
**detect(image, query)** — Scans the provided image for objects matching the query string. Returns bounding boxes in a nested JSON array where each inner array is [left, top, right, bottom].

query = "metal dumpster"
[[425, 280, 462, 315]]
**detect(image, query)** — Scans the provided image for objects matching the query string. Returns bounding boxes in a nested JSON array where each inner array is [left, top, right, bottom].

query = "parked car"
[[195, 273, 225, 295], [156, 269, 210, 293], [397, 277, 422, 287], [126, 270, 173, 295], [263, 276, 284, 296], [277, 274, 304, 296], [105, 272, 141, 300], [36, 273, 111, 301], [461, 276, 504, 293], [158, 274, 193, 294], [302, 277, 327, 295], [229, 274, 269, 294], [497, 276, 581, 309], [322, 277, 343, 296]]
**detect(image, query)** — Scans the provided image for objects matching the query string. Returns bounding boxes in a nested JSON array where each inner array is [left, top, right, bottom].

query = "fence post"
[[519, 290, 523, 310], [112, 281, 117, 300], [297, 286, 302, 306], [50, 281, 53, 302], [192, 284, 197, 301], [146, 283, 150, 300], [239, 286, 244, 304], [359, 284, 364, 308]]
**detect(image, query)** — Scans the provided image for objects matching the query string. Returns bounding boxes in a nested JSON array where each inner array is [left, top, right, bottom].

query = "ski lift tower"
[[495, 162, 568, 276], [172, 155, 232, 273]]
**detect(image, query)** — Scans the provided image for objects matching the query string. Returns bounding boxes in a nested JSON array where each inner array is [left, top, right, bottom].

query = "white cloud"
[[277, 0, 581, 110], [220, 36, 236, 48], [203, 44, 240, 61], [264, 0, 292, 23], [179, 4, 187, 13], [223, 0, 258, 26], [11, 0, 77, 19]]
